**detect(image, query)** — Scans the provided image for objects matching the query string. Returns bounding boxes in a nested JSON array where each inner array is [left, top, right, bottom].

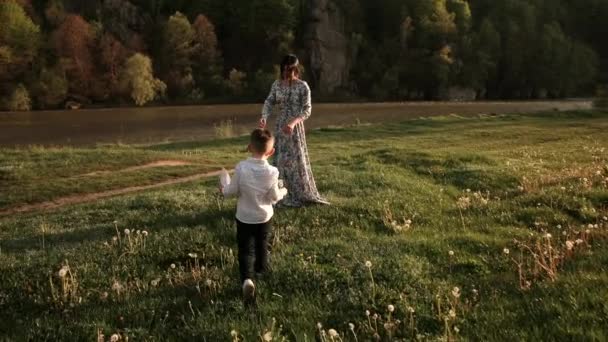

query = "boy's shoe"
[[242, 279, 255, 301]]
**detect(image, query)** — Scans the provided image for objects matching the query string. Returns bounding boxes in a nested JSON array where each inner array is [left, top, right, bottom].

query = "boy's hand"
[[218, 185, 224, 195], [259, 118, 267, 128]]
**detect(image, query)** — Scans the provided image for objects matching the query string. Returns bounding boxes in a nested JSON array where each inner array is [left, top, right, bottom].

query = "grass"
[[0, 110, 607, 340]]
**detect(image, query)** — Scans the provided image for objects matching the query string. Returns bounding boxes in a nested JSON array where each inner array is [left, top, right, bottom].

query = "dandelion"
[[557, 224, 562, 229], [545, 233, 552, 239], [136, 230, 141, 235], [317, 322, 323, 330], [448, 250, 454, 256], [596, 170, 602, 176], [112, 236, 118, 242], [472, 289, 478, 296], [503, 248, 510, 255], [230, 330, 238, 337], [388, 304, 395, 313], [110, 334, 120, 342], [365, 260, 372, 268], [588, 224, 594, 229], [517, 186, 524, 191], [454, 326, 460, 333], [562, 231, 567, 236], [407, 306, 415, 313], [448, 309, 456, 318], [452, 287, 461, 298], [603, 216, 607, 221], [58, 266, 69, 278], [124, 229, 130, 235], [560, 186, 566, 191], [263, 331, 272, 341], [586, 229, 591, 234], [188, 253, 198, 258], [565, 241, 574, 250], [575, 239, 584, 245], [142, 230, 149, 237], [170, 263, 176, 269], [466, 189, 471, 193], [594, 224, 599, 229], [151, 279, 159, 287], [349, 323, 355, 330], [365, 310, 370, 316]]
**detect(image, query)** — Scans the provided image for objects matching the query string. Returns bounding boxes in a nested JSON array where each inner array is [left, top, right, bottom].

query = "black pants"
[[236, 218, 271, 282]]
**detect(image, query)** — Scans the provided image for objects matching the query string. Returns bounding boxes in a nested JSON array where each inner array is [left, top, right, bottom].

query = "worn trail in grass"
[[0, 111, 607, 340]]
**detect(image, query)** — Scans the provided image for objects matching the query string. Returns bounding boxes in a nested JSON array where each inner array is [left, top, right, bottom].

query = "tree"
[[7, 84, 31, 111], [52, 14, 95, 97], [0, 0, 40, 81], [99, 33, 128, 96], [121, 53, 166, 106], [162, 12, 196, 97], [32, 66, 68, 108]]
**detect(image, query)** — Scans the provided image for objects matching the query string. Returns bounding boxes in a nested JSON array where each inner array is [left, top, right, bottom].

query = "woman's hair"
[[280, 54, 299, 80]]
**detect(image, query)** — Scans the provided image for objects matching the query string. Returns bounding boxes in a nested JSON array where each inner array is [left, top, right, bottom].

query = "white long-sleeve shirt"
[[222, 158, 287, 224]]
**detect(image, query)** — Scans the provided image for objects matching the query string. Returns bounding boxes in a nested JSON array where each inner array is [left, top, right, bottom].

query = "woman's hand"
[[259, 118, 267, 129], [282, 123, 294, 135]]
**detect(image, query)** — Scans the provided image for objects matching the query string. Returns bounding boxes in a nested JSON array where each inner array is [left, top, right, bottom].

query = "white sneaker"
[[242, 279, 255, 300]]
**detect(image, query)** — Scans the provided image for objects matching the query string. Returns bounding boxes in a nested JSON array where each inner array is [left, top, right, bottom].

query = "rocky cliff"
[[304, 0, 355, 96]]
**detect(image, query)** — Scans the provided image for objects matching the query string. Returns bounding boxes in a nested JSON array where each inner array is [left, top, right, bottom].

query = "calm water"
[[0, 100, 591, 147]]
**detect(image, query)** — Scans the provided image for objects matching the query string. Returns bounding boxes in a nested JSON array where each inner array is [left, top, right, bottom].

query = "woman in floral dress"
[[259, 54, 329, 207]]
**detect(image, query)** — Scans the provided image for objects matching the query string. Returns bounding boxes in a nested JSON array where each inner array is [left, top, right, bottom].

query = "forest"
[[1, 0, 607, 110]]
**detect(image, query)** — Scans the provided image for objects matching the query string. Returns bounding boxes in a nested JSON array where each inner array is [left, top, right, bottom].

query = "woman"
[[259, 54, 329, 207]]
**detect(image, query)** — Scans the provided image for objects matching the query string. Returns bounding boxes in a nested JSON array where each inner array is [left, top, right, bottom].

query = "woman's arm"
[[260, 81, 277, 128], [283, 82, 311, 134]]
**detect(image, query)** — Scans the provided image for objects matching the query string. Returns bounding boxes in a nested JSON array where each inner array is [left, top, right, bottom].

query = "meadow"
[[0, 110, 607, 341]]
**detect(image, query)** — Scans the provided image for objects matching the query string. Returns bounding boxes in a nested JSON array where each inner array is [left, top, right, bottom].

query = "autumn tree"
[[0, 0, 40, 82], [121, 53, 166, 106], [191, 14, 222, 98], [32, 66, 68, 108], [52, 14, 95, 98], [99, 33, 128, 97]]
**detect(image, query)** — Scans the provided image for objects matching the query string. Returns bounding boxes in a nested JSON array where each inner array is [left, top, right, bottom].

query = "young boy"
[[220, 128, 287, 300]]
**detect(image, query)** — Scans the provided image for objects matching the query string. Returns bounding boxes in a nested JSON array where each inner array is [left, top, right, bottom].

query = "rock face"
[[304, 0, 353, 96]]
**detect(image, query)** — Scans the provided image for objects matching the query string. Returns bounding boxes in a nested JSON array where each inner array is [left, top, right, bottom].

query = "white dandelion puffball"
[[188, 253, 198, 258], [317, 322, 323, 330], [142, 230, 149, 237], [448, 250, 454, 256], [586, 229, 591, 234], [454, 326, 460, 333], [545, 233, 552, 239], [373, 313, 379, 320], [557, 224, 562, 229], [365, 310, 370, 316], [328, 329, 338, 338], [230, 330, 238, 337], [503, 248, 510, 255], [220, 168, 231, 187], [365, 260, 372, 268], [596, 170, 602, 176], [388, 304, 395, 313], [263, 331, 272, 341], [449, 309, 456, 318], [124, 229, 130, 235], [560, 186, 566, 191], [603, 216, 608, 221], [575, 239, 584, 245], [110, 334, 120, 342], [136, 230, 141, 235], [407, 306, 415, 313], [349, 323, 355, 330], [452, 287, 461, 298], [58, 266, 69, 278], [170, 263, 176, 269], [517, 186, 524, 191], [565, 241, 574, 250], [588, 224, 594, 229]]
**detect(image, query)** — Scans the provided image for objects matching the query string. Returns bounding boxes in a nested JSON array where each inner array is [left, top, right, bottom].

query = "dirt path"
[[0, 169, 227, 217], [79, 160, 192, 177]]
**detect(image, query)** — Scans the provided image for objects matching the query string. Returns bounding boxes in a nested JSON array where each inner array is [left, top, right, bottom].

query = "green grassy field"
[[1, 111, 607, 341]]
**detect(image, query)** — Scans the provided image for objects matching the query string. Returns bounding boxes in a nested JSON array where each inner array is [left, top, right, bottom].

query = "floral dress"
[[262, 79, 328, 207]]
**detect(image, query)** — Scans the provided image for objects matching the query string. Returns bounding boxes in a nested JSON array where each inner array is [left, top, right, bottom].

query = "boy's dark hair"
[[250, 128, 274, 153]]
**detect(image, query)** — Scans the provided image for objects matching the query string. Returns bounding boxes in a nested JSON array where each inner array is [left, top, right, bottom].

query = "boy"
[[220, 128, 287, 301]]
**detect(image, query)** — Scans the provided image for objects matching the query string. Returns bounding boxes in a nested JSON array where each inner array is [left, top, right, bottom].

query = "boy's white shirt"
[[222, 157, 287, 224]]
